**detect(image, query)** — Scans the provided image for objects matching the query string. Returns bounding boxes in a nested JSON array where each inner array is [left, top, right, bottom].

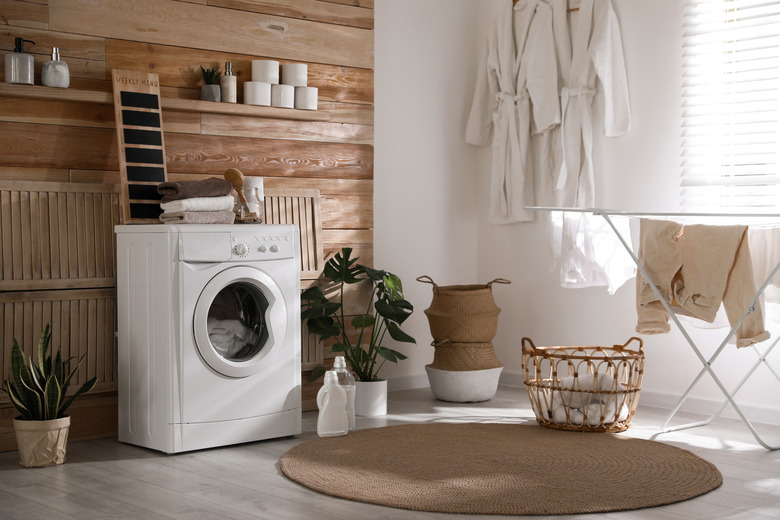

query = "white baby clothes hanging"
[[548, 211, 635, 294], [466, 0, 560, 224], [749, 226, 780, 323]]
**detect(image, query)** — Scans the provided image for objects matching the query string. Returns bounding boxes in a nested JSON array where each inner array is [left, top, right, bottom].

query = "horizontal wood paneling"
[[0, 122, 117, 170], [0, 0, 48, 30], [201, 113, 373, 145], [209, 0, 374, 29], [164, 133, 373, 178], [49, 0, 373, 69], [0, 97, 116, 128], [0, 28, 107, 81], [104, 39, 373, 104], [0, 27, 107, 61]]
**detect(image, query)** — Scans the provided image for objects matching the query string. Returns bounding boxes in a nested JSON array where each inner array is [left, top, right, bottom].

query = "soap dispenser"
[[41, 47, 70, 88], [220, 61, 237, 103], [5, 37, 35, 85]]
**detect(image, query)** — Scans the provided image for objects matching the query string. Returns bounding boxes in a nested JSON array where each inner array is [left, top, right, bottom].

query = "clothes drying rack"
[[529, 206, 780, 450]]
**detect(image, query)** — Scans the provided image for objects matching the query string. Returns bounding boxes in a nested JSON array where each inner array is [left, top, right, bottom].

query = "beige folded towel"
[[159, 210, 236, 224], [158, 177, 233, 203], [160, 195, 234, 213]]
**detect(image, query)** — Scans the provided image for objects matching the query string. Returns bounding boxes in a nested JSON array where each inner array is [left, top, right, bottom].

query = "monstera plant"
[[302, 247, 416, 383]]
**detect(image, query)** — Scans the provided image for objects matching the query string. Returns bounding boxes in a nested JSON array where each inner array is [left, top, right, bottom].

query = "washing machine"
[[115, 224, 301, 454]]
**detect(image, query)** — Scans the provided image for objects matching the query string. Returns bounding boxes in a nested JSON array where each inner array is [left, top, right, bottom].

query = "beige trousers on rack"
[[635, 219, 771, 348]]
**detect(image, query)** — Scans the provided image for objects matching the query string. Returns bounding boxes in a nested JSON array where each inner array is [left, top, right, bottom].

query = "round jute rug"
[[280, 423, 722, 516]]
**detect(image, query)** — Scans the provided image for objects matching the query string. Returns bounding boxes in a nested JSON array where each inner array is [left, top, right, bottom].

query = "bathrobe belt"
[[555, 85, 596, 191], [493, 90, 531, 216]]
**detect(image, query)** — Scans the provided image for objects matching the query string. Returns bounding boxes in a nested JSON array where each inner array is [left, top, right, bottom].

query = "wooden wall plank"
[[320, 194, 371, 229], [0, 98, 116, 128], [319, 101, 374, 125], [0, 29, 106, 81], [201, 113, 373, 145], [0, 122, 117, 170], [164, 133, 373, 178], [0, 0, 48, 30], [0, 27, 106, 61], [104, 39, 373, 104], [322, 0, 373, 8], [209, 0, 374, 29], [0, 166, 70, 183], [50, 0, 373, 69]]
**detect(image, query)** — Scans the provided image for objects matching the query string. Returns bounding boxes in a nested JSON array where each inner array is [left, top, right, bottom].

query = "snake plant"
[[1, 324, 98, 421], [200, 65, 222, 85]]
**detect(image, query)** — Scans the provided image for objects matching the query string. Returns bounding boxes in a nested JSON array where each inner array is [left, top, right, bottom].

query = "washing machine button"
[[233, 242, 249, 257], [270, 244, 279, 253], [258, 245, 268, 253]]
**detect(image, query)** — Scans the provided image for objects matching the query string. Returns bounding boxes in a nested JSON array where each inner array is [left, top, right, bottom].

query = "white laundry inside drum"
[[206, 283, 269, 360]]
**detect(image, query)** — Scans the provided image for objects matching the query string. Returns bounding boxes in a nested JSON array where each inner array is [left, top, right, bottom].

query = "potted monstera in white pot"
[[302, 248, 416, 416], [1, 324, 97, 467]]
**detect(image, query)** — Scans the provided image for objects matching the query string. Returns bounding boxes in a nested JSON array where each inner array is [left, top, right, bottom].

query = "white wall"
[[375, 0, 780, 426], [374, 0, 485, 389]]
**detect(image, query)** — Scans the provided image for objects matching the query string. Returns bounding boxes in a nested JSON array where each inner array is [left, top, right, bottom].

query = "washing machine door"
[[193, 266, 287, 378]]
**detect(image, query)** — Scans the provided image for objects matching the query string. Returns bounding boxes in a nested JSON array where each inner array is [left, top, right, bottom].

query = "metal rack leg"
[[598, 212, 780, 450], [661, 337, 780, 450]]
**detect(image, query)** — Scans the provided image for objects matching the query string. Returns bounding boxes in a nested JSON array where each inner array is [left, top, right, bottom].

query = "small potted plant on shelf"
[[199, 65, 222, 102], [302, 247, 415, 416], [1, 324, 98, 467]]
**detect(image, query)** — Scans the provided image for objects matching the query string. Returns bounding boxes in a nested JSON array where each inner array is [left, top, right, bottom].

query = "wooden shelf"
[[0, 83, 331, 122]]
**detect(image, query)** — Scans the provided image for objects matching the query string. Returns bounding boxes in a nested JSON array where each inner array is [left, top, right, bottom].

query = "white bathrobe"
[[466, 0, 560, 224], [540, 0, 635, 294], [537, 0, 632, 208]]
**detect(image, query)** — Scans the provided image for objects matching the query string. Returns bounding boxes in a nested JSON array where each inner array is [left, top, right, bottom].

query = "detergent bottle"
[[316, 370, 348, 437], [332, 356, 356, 430]]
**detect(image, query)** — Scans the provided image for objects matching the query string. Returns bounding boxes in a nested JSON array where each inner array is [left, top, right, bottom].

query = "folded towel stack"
[[157, 178, 236, 224]]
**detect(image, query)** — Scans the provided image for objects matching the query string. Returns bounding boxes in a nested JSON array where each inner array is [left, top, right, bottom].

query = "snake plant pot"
[[13, 416, 71, 467], [200, 84, 221, 102], [354, 379, 387, 416]]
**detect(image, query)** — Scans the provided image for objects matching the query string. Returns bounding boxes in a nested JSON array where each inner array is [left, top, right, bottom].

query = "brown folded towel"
[[159, 210, 236, 224], [158, 177, 233, 203]]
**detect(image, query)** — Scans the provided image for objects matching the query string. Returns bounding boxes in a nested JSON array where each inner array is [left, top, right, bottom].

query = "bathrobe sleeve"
[[590, 0, 631, 136], [466, 35, 501, 146], [526, 2, 560, 136]]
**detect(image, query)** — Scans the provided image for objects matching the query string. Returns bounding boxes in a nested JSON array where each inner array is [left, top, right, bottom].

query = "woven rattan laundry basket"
[[521, 337, 644, 433]]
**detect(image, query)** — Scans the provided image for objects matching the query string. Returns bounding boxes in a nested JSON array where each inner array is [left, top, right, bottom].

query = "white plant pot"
[[426, 366, 503, 403], [13, 416, 70, 467], [354, 379, 387, 416]]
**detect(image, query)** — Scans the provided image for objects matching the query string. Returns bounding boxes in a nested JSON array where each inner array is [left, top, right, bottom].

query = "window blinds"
[[681, 0, 780, 211]]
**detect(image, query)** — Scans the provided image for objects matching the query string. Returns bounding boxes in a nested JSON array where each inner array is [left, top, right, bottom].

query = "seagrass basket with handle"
[[417, 276, 510, 343], [521, 337, 644, 433]]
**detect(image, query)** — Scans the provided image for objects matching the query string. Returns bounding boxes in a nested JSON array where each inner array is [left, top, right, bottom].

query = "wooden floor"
[[1, 386, 779, 520]]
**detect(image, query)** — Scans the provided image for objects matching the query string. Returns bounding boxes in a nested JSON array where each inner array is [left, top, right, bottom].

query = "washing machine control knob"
[[270, 244, 279, 253], [233, 242, 249, 257]]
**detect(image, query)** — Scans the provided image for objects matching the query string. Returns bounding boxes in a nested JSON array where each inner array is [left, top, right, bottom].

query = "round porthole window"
[[193, 266, 287, 378]]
